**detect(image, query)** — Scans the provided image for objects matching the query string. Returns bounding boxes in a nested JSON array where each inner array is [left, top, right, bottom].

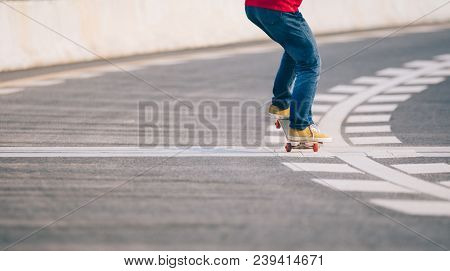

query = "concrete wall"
[[1, 0, 449, 71]]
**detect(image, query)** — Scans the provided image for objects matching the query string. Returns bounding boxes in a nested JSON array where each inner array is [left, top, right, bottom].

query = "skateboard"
[[274, 119, 322, 153]]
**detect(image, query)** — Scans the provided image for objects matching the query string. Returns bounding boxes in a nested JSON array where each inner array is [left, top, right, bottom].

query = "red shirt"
[[245, 0, 303, 12]]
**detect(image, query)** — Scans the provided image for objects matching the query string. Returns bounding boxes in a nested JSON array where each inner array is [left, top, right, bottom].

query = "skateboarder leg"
[[245, 0, 332, 143]]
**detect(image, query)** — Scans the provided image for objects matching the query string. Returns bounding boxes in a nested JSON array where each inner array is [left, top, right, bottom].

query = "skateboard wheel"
[[285, 143, 292, 153], [275, 120, 281, 129], [313, 143, 320, 153]]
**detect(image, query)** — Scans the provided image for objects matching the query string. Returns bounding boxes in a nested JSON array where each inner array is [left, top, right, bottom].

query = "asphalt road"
[[0, 24, 450, 250]]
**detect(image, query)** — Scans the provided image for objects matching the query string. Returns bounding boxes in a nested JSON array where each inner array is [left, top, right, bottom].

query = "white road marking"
[[371, 199, 450, 217], [428, 69, 450, 76], [367, 149, 426, 159], [404, 77, 446, 85], [345, 125, 391, 133], [94, 66, 123, 73], [64, 73, 103, 79], [367, 150, 415, 159], [368, 94, 411, 103], [404, 60, 438, 68], [17, 79, 65, 87], [376, 68, 414, 76], [440, 181, 450, 188], [349, 136, 401, 145], [0, 146, 449, 158], [313, 104, 332, 113], [338, 155, 450, 201], [392, 163, 450, 174], [192, 52, 236, 61], [110, 64, 145, 72], [385, 86, 428, 94], [435, 54, 450, 61], [314, 94, 348, 102], [388, 150, 421, 158], [282, 163, 362, 173], [0, 88, 24, 95], [326, 146, 450, 158], [301, 152, 334, 158], [354, 104, 398, 113], [347, 114, 391, 123], [420, 153, 450, 158], [147, 59, 188, 66], [311, 179, 417, 193], [320, 58, 450, 146], [328, 85, 368, 94], [0, 146, 279, 158], [352, 76, 390, 85]]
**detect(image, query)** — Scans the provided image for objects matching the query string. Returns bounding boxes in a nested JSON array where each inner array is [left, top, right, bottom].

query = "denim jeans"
[[245, 6, 321, 130]]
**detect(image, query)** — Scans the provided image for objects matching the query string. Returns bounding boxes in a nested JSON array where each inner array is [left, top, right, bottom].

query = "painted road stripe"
[[117, 65, 147, 72], [349, 136, 401, 145], [345, 125, 391, 133], [0, 146, 449, 158], [368, 94, 411, 103], [313, 104, 332, 113], [282, 163, 362, 173], [93, 66, 122, 73], [347, 114, 391, 123], [311, 179, 416, 193], [0, 147, 278, 158], [435, 54, 450, 61], [0, 88, 24, 95], [388, 150, 420, 158], [405, 60, 438, 68], [149, 59, 188, 66], [428, 69, 450, 76], [367, 149, 427, 159], [329, 85, 368, 94], [64, 72, 103, 79], [385, 86, 427, 94], [371, 199, 450, 217], [419, 153, 450, 158], [314, 94, 348, 102], [405, 77, 446, 85], [367, 151, 412, 159], [376, 68, 413, 76], [352, 76, 390, 85], [319, 57, 450, 146], [440, 181, 450, 188], [392, 163, 450, 174], [17, 79, 65, 87], [354, 104, 398, 113], [338, 155, 450, 201]]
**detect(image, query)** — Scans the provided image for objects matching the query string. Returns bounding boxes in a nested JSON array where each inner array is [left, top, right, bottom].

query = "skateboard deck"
[[274, 119, 322, 153]]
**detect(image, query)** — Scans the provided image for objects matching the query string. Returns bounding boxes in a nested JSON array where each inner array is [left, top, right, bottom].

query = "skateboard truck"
[[275, 119, 322, 153], [285, 141, 321, 153]]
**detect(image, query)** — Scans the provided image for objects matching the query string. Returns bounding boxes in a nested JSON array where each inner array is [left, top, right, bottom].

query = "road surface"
[[1, 24, 450, 250]]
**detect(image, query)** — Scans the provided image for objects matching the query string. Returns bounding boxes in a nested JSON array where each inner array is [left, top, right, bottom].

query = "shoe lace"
[[310, 124, 321, 133]]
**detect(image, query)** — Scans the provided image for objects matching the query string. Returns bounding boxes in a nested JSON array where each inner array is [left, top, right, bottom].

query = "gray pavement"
[[1, 25, 450, 250]]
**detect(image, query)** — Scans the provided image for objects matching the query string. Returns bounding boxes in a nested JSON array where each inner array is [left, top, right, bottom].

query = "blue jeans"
[[245, 6, 321, 130]]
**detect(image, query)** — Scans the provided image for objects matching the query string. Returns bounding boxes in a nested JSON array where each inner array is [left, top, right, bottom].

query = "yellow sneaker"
[[268, 105, 290, 119], [288, 124, 333, 143]]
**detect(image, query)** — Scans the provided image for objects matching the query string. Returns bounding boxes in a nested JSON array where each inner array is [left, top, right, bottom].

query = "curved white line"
[[320, 60, 450, 146]]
